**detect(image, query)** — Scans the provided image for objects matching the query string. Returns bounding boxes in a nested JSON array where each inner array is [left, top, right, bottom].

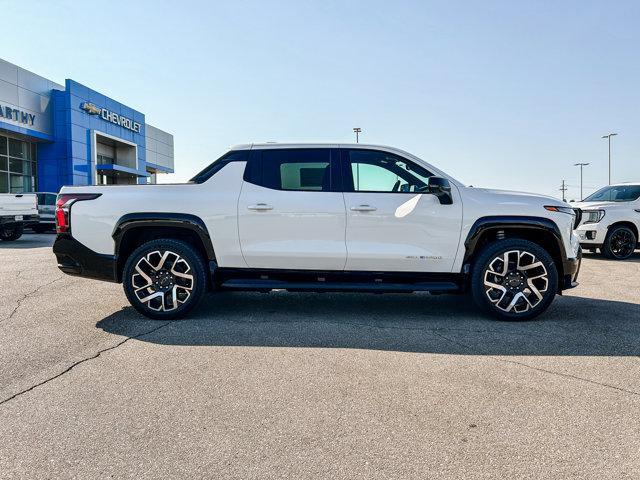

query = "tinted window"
[[344, 149, 433, 193], [584, 185, 640, 202], [255, 149, 332, 191], [190, 150, 248, 184]]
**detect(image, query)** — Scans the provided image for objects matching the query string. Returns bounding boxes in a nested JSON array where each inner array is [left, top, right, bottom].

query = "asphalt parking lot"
[[0, 234, 639, 479]]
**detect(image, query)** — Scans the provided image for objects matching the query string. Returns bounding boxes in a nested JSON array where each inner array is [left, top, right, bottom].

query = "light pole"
[[353, 127, 361, 143], [574, 162, 589, 201], [601, 133, 617, 185]]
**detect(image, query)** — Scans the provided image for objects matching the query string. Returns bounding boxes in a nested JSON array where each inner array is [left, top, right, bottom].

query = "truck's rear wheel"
[[471, 239, 558, 321], [123, 239, 207, 320], [0, 225, 24, 241]]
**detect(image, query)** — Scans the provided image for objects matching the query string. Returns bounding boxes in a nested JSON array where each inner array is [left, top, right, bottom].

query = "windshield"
[[583, 185, 640, 202]]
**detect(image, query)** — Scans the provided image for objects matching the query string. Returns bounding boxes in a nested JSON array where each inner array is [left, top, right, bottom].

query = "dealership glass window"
[[9, 138, 30, 159], [0, 134, 37, 193], [97, 154, 115, 165], [10, 174, 33, 193]]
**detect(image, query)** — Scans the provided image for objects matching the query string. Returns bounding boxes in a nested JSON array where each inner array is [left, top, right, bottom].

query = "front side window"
[[584, 185, 640, 202], [252, 149, 333, 192], [344, 149, 433, 193]]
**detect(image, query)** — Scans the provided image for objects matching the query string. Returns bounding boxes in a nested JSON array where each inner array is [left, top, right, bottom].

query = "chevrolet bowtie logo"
[[80, 102, 102, 115]]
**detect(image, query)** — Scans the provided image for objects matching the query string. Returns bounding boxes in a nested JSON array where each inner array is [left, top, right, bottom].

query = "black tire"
[[471, 239, 558, 321], [0, 225, 24, 241], [122, 239, 207, 320], [602, 225, 637, 260]]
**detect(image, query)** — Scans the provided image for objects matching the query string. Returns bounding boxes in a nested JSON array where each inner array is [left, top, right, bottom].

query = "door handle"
[[350, 205, 377, 212], [247, 203, 273, 211]]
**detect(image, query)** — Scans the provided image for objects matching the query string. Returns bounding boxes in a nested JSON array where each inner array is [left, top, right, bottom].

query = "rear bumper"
[[53, 234, 118, 283], [0, 214, 39, 227], [562, 249, 582, 290]]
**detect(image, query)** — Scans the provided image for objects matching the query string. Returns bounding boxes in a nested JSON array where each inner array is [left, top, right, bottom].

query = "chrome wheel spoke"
[[483, 249, 549, 314], [506, 292, 530, 313]]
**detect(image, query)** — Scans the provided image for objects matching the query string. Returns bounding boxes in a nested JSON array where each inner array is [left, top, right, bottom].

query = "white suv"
[[574, 183, 640, 260], [53, 143, 582, 321]]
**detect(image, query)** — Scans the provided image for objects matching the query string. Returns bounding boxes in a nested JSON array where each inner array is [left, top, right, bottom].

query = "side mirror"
[[428, 177, 453, 205]]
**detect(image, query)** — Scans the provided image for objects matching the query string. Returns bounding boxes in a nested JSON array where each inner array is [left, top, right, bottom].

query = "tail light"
[[55, 193, 101, 233]]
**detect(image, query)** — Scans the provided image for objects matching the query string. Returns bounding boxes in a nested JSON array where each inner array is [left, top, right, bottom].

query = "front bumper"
[[53, 234, 118, 283], [575, 222, 608, 247], [561, 248, 582, 290]]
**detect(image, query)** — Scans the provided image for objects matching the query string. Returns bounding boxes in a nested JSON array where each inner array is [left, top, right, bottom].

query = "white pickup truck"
[[0, 193, 39, 241], [574, 183, 640, 260], [53, 143, 582, 321]]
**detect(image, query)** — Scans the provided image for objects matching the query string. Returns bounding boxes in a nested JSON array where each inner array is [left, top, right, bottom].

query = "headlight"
[[544, 205, 575, 215], [582, 210, 606, 224]]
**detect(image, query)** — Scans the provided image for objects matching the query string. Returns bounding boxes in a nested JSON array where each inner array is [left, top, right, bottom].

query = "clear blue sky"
[[4, 0, 639, 199]]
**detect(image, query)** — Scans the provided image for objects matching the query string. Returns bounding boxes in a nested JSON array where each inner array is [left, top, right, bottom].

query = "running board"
[[220, 279, 460, 293]]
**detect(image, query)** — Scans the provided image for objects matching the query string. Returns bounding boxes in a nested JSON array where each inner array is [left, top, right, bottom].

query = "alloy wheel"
[[609, 229, 636, 259], [131, 250, 194, 312], [483, 250, 549, 314]]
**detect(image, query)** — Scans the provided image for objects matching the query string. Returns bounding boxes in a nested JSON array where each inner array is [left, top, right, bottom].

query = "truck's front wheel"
[[123, 239, 207, 320], [602, 225, 637, 260], [0, 225, 24, 241], [471, 239, 558, 321]]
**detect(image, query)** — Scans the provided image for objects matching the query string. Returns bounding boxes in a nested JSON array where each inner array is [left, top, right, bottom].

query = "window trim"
[[243, 148, 342, 193], [340, 148, 433, 194]]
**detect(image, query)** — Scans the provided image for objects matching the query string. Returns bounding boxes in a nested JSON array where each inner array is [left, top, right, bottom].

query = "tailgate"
[[0, 194, 38, 215]]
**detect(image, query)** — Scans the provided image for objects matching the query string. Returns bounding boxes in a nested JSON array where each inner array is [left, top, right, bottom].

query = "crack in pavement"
[[1, 312, 637, 408], [3, 276, 65, 323], [0, 320, 173, 407], [429, 330, 640, 397]]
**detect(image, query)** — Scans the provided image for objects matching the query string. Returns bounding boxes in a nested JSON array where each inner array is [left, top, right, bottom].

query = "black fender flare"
[[463, 216, 567, 266], [112, 212, 216, 260]]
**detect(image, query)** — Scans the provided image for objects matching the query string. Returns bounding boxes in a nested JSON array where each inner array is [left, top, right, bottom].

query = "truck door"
[[238, 147, 347, 270], [340, 148, 463, 273]]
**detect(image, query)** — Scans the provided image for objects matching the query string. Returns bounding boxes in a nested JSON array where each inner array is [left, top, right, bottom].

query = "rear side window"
[[40, 193, 56, 205], [190, 150, 249, 184], [246, 148, 337, 192]]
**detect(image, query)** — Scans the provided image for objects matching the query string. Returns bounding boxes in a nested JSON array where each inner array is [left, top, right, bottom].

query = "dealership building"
[[0, 58, 174, 194]]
